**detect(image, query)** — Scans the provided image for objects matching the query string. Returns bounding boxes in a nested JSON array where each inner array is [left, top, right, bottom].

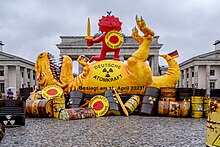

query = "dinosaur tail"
[[150, 54, 180, 89]]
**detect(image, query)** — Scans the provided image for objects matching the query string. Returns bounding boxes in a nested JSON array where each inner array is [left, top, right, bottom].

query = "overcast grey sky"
[[0, 0, 219, 65]]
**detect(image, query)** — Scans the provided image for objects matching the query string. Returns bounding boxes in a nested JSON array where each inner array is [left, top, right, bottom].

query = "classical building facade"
[[0, 41, 36, 95], [179, 40, 220, 94], [56, 34, 163, 76]]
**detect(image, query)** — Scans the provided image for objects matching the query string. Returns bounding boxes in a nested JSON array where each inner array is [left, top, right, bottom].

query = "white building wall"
[[21, 69, 24, 86], [211, 65, 220, 88], [179, 44, 220, 90], [192, 77, 195, 86], [198, 66, 206, 89], [210, 66, 218, 79], [217, 67, 220, 88], [0, 67, 3, 81], [8, 66, 16, 88]]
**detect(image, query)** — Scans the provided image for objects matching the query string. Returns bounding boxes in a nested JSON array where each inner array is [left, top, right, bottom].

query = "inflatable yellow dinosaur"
[[35, 16, 180, 95]]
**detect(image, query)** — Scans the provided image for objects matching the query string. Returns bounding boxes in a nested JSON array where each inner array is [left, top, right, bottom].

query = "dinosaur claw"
[[141, 16, 143, 21], [159, 54, 166, 58], [132, 26, 137, 32]]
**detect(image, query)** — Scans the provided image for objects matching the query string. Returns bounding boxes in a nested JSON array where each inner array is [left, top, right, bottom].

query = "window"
[[0, 83, 4, 92], [27, 82, 30, 87], [210, 70, 215, 76], [210, 82, 215, 89], [187, 73, 189, 78], [28, 73, 30, 79], [21, 72, 24, 77], [0, 71, 4, 76], [192, 72, 194, 77]]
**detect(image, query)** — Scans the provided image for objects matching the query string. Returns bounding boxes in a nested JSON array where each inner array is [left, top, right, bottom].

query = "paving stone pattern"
[[0, 116, 206, 147]]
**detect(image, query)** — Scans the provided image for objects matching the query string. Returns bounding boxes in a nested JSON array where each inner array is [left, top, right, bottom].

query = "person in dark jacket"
[[7, 89, 14, 100]]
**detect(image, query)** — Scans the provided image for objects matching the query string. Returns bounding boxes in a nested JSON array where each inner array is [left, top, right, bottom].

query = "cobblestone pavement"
[[1, 116, 206, 147]]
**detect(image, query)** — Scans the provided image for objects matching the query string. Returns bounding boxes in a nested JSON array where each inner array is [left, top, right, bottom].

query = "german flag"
[[168, 50, 179, 58]]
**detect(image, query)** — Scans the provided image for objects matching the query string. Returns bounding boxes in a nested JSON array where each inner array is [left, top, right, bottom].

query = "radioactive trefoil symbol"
[[171, 104, 178, 114], [102, 68, 113, 77], [197, 105, 203, 111], [3, 115, 15, 125]]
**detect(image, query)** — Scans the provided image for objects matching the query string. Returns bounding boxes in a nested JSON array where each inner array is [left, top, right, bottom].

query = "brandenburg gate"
[[56, 33, 163, 76]]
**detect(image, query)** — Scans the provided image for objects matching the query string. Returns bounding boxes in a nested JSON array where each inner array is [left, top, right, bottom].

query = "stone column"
[[183, 69, 187, 88], [16, 65, 21, 91], [4, 65, 9, 93], [153, 55, 159, 76], [188, 67, 192, 88], [149, 56, 153, 74], [150, 55, 159, 76], [194, 66, 199, 88], [119, 55, 125, 62], [206, 65, 210, 95], [23, 67, 28, 87], [179, 70, 183, 88], [78, 63, 82, 75]]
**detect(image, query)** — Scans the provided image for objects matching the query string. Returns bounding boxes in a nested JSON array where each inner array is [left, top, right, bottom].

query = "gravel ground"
[[0, 116, 206, 147]]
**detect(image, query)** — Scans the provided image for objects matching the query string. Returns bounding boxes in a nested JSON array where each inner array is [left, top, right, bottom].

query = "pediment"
[[195, 50, 220, 59], [0, 51, 19, 60]]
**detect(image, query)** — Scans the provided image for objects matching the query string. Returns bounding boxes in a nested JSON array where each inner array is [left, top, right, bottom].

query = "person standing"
[[7, 89, 14, 100]]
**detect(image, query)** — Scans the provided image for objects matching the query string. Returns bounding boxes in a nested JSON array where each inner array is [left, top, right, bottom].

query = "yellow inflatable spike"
[[30, 86, 37, 100]]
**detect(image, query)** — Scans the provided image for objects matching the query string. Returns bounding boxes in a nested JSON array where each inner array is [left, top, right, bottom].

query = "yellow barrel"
[[179, 100, 190, 117], [125, 95, 140, 115], [160, 87, 176, 102], [203, 96, 211, 118], [160, 97, 176, 102], [59, 108, 95, 120], [158, 101, 169, 116], [38, 99, 53, 117], [53, 96, 65, 118], [206, 100, 220, 146], [191, 96, 203, 118], [169, 101, 180, 117], [26, 100, 34, 116], [26, 99, 53, 117], [160, 87, 176, 93], [31, 99, 41, 117]]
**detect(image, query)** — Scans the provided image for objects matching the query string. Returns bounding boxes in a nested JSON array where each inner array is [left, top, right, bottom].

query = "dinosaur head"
[[35, 52, 74, 93], [35, 52, 61, 88]]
